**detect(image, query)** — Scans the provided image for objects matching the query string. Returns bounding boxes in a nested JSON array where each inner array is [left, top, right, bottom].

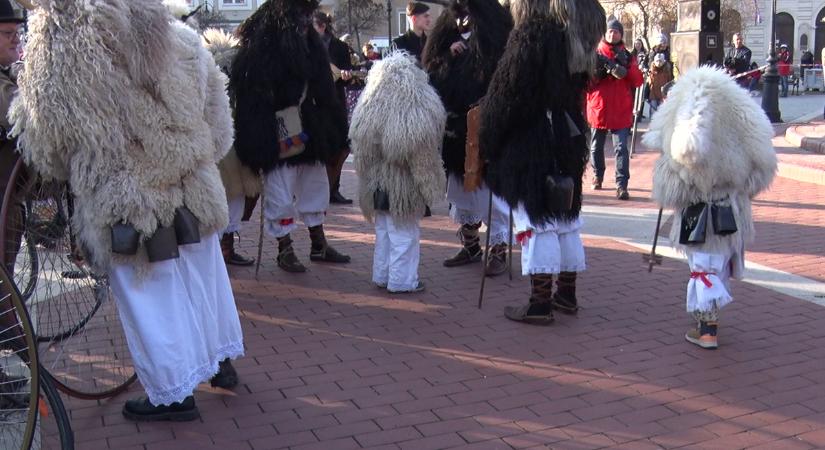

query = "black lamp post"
[[761, 0, 781, 122], [387, 0, 393, 50]]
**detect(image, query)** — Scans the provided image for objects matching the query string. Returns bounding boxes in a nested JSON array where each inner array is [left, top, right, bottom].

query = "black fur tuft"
[[229, 0, 347, 173]]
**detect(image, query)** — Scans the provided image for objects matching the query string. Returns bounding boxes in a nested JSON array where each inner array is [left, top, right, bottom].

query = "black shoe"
[[122, 396, 200, 422], [330, 191, 353, 204], [310, 243, 351, 263], [226, 251, 255, 266], [210, 358, 239, 389], [616, 187, 630, 200], [503, 299, 554, 325]]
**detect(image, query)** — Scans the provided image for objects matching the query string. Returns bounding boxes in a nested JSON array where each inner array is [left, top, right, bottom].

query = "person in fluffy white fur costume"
[[10, 0, 243, 420], [351, 53, 446, 293], [643, 66, 777, 349]]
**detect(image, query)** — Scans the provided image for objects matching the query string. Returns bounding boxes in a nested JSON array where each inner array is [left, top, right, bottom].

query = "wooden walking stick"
[[477, 189, 494, 309], [643, 208, 664, 272], [255, 186, 265, 280], [508, 208, 514, 281]]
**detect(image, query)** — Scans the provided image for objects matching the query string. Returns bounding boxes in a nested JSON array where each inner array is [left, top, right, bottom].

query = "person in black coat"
[[313, 11, 356, 204], [422, 0, 512, 275], [479, 0, 605, 324], [230, 0, 351, 273], [393, 2, 432, 61]]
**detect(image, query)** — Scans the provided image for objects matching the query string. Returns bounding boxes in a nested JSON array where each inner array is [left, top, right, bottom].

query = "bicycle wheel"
[[32, 369, 74, 450], [0, 164, 137, 399], [0, 266, 39, 450]]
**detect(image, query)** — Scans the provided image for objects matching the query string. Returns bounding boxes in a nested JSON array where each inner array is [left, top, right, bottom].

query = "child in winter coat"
[[644, 66, 777, 349], [350, 53, 446, 293]]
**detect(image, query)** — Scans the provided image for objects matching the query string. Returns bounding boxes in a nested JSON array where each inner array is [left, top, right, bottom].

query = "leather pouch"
[[463, 105, 483, 192], [679, 202, 709, 245], [711, 204, 737, 235], [373, 188, 390, 211], [145, 225, 180, 262], [173, 207, 201, 245], [111, 222, 140, 255], [544, 175, 575, 212]]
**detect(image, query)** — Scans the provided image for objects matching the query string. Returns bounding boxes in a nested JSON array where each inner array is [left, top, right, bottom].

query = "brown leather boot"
[[504, 274, 554, 325], [444, 223, 482, 267], [276, 234, 306, 273], [221, 233, 255, 266], [552, 271, 579, 315], [485, 243, 508, 277]]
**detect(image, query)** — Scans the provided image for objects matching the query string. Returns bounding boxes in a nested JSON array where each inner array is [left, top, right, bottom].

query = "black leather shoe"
[[122, 396, 199, 422], [330, 191, 353, 204], [226, 251, 255, 266], [210, 358, 239, 389]]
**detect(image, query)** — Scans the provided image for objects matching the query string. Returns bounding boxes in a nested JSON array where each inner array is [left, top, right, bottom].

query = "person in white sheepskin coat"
[[351, 53, 446, 293], [10, 0, 243, 420], [643, 66, 777, 350]]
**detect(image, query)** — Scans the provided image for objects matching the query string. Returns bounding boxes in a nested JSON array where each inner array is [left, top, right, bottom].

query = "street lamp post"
[[761, 0, 781, 122], [387, 0, 392, 51]]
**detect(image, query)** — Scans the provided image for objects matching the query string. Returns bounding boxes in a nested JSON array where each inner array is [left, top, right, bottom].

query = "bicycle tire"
[[0, 162, 137, 399], [34, 369, 74, 450], [0, 265, 40, 450]]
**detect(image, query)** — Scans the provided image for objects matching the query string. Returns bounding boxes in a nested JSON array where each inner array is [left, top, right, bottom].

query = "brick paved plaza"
[[65, 138, 825, 449]]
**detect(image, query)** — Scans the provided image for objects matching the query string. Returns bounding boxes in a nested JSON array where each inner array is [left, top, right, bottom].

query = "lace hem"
[[523, 264, 586, 276], [489, 231, 509, 246], [144, 341, 245, 406], [449, 206, 483, 226]]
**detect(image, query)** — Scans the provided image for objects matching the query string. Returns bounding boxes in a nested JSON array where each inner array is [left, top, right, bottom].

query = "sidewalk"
[[63, 135, 825, 449]]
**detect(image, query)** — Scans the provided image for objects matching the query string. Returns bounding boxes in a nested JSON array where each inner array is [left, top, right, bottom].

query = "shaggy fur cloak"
[[229, 0, 348, 173], [351, 53, 447, 222], [422, 0, 512, 177], [479, 7, 601, 225], [202, 28, 262, 200], [643, 66, 777, 260], [10, 0, 233, 272]]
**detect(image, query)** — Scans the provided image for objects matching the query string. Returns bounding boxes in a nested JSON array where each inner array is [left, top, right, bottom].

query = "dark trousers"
[[590, 128, 630, 189], [326, 148, 350, 195]]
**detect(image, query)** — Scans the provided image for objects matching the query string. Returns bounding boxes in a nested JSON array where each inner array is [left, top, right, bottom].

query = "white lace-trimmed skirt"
[[108, 233, 244, 406], [513, 205, 586, 276]]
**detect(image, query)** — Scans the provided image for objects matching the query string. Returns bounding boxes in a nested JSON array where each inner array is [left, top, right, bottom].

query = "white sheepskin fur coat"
[[351, 53, 447, 222], [10, 0, 233, 272], [201, 28, 262, 200], [643, 66, 777, 266]]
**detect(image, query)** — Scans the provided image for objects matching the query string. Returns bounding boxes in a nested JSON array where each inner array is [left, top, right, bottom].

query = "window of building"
[[398, 12, 408, 35]]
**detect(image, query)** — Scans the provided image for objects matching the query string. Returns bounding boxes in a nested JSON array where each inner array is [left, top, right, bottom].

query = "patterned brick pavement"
[[61, 152, 825, 449]]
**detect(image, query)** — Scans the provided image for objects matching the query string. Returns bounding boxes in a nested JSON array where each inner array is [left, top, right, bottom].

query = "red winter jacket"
[[777, 50, 792, 76], [586, 40, 644, 130]]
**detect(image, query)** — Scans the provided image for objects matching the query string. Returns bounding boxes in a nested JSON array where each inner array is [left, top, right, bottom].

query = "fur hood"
[[351, 53, 447, 222], [10, 0, 233, 271], [202, 28, 239, 74], [644, 66, 777, 255], [644, 66, 777, 206]]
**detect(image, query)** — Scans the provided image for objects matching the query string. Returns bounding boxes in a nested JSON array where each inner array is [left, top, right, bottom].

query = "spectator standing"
[[648, 53, 673, 114], [724, 33, 751, 86], [586, 18, 644, 201], [393, 2, 432, 61], [777, 44, 791, 97], [631, 38, 648, 120]]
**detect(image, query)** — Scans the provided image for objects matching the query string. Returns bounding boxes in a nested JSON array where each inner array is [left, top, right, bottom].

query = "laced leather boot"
[[444, 223, 482, 267], [277, 234, 306, 273], [221, 233, 255, 266], [308, 225, 350, 263], [504, 274, 555, 325], [485, 242, 508, 277], [552, 271, 579, 315]]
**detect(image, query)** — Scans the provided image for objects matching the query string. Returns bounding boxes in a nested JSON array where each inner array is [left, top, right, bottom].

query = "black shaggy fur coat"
[[479, 18, 589, 225], [422, 0, 512, 177], [229, 0, 348, 173]]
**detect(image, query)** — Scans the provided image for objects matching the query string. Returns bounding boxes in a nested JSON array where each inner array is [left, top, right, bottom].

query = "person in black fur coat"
[[422, 0, 512, 276], [479, 0, 606, 324], [230, 0, 351, 273]]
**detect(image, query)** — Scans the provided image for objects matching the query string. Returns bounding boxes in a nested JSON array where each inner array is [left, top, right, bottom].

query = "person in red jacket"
[[586, 18, 643, 200], [777, 44, 792, 97]]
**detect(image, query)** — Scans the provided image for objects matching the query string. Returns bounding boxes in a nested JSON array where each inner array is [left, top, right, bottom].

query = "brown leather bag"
[[463, 105, 483, 192]]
